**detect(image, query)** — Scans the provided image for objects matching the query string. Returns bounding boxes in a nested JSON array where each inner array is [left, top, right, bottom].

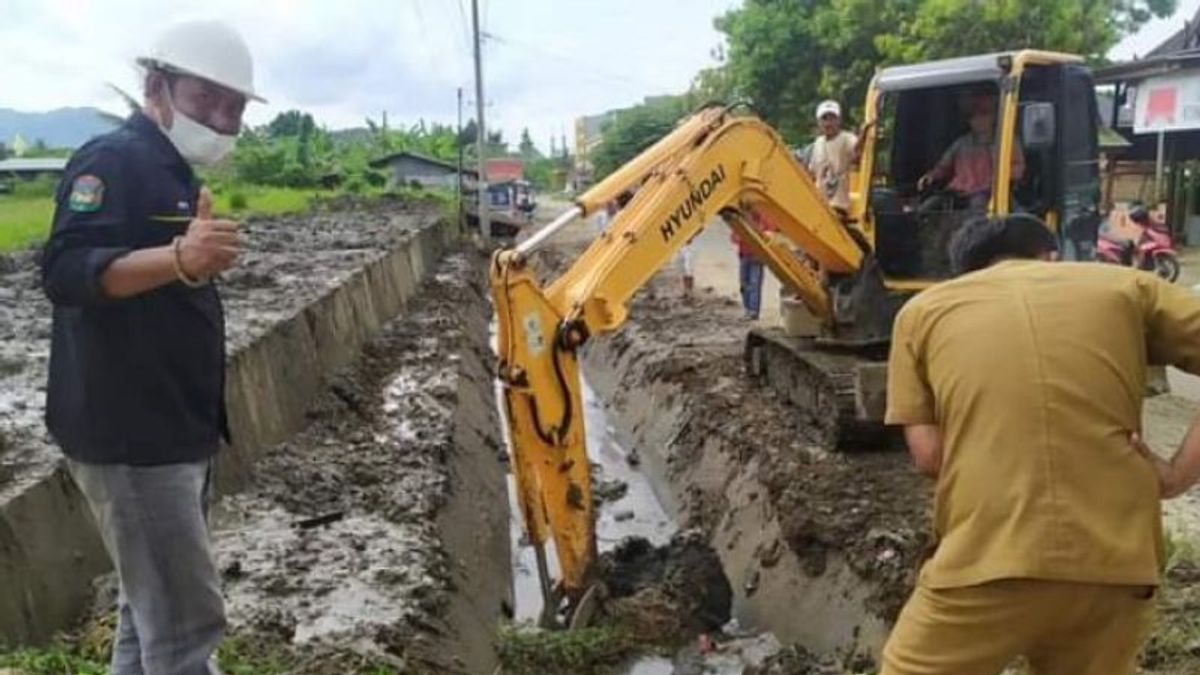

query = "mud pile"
[[599, 531, 732, 644], [212, 250, 509, 674]]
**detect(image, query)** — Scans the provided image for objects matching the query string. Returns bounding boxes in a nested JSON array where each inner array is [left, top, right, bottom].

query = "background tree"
[[519, 128, 539, 159], [712, 0, 1176, 144], [591, 95, 693, 179]]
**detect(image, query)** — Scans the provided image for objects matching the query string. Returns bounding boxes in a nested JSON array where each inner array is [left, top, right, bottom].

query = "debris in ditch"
[[595, 477, 630, 504], [743, 644, 845, 675], [626, 447, 641, 467], [598, 531, 732, 645], [295, 511, 346, 529]]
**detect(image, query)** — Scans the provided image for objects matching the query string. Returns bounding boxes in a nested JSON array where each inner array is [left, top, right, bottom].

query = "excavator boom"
[[490, 106, 863, 622]]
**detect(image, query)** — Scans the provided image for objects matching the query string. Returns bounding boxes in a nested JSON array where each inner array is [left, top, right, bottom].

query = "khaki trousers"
[[881, 579, 1156, 675]]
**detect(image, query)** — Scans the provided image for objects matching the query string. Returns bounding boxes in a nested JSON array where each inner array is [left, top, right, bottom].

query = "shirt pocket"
[[136, 192, 194, 247]]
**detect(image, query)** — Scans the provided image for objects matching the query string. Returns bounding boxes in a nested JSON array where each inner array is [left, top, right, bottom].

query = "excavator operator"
[[917, 92, 1025, 212]]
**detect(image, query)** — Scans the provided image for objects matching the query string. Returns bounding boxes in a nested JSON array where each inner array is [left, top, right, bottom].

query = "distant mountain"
[[0, 107, 122, 150]]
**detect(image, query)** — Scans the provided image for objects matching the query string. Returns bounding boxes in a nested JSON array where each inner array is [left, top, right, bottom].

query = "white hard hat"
[[816, 100, 841, 120], [137, 19, 265, 103]]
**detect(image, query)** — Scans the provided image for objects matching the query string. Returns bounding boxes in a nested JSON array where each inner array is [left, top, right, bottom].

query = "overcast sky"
[[0, 0, 738, 153], [2, 0, 1198, 154]]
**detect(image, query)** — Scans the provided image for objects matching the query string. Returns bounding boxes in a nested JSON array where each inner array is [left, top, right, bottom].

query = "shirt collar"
[[127, 111, 193, 173]]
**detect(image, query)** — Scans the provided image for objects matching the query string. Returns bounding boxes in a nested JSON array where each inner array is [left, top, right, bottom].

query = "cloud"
[[1, 0, 738, 153]]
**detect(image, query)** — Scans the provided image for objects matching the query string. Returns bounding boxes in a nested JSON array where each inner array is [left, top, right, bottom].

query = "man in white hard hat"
[[807, 99, 858, 213], [40, 19, 264, 675]]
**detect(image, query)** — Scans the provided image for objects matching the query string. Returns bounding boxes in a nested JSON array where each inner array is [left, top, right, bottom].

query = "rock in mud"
[[594, 477, 629, 504], [598, 531, 732, 644]]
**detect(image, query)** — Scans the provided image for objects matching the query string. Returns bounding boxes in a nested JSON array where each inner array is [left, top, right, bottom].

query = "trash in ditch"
[[294, 511, 345, 529]]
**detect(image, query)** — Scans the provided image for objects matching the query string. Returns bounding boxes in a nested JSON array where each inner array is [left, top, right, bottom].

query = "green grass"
[[0, 196, 55, 252], [496, 622, 641, 675], [0, 629, 404, 675], [0, 184, 454, 254], [212, 186, 320, 217], [0, 187, 320, 253]]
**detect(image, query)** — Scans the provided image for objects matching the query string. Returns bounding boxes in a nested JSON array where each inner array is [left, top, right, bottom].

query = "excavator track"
[[744, 327, 898, 451]]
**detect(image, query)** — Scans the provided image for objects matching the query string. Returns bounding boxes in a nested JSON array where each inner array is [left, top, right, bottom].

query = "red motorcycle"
[[1096, 207, 1181, 282]]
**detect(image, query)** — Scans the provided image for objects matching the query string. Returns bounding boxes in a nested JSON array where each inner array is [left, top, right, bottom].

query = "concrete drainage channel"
[[0, 199, 513, 673]]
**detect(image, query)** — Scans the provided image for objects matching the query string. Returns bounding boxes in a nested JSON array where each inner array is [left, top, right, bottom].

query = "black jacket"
[[41, 112, 227, 465]]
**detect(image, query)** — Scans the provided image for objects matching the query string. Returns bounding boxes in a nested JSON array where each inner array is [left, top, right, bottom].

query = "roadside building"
[[368, 151, 479, 190], [0, 157, 69, 192], [1096, 6, 1200, 242]]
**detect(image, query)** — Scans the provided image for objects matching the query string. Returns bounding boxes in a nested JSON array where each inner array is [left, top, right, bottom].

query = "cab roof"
[[875, 50, 1084, 93]]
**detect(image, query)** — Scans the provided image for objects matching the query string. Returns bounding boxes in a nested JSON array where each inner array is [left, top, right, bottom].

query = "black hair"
[[949, 214, 1059, 275]]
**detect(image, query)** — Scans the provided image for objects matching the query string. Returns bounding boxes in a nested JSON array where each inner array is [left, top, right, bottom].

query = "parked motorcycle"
[[1096, 206, 1181, 282]]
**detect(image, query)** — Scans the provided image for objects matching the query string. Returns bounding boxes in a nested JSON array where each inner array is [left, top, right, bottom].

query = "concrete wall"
[[0, 217, 460, 646]]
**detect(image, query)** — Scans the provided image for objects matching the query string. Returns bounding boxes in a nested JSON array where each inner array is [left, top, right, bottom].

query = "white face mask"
[[161, 92, 236, 167]]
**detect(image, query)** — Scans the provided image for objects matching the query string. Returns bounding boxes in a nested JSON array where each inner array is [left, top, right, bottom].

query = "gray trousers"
[[67, 458, 225, 675]]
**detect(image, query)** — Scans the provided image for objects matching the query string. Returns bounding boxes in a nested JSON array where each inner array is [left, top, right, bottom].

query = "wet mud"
[[211, 250, 510, 674], [599, 532, 733, 645], [0, 197, 440, 486]]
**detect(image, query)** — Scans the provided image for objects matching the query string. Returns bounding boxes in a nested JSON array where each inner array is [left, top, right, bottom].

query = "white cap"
[[816, 100, 841, 120], [137, 19, 265, 103]]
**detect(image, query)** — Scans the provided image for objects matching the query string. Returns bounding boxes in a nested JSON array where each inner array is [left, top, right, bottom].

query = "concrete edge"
[[0, 215, 460, 645]]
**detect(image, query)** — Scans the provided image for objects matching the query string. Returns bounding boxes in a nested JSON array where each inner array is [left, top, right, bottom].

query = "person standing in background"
[[731, 211, 775, 320], [808, 100, 858, 214]]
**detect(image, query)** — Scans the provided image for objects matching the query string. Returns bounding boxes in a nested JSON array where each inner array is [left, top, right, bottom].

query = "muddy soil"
[[210, 249, 506, 674], [0, 197, 440, 483], [596, 291, 929, 624], [600, 532, 733, 645]]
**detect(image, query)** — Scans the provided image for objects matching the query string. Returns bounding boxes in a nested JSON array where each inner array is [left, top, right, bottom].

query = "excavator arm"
[[490, 106, 863, 623]]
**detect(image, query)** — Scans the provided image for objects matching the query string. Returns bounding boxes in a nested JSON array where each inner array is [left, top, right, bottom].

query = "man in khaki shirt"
[[883, 214, 1200, 675]]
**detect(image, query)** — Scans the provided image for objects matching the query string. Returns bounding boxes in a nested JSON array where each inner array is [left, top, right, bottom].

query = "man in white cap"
[[40, 19, 264, 675], [807, 99, 858, 213]]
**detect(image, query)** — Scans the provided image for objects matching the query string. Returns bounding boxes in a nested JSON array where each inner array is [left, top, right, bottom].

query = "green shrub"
[[497, 623, 639, 675], [229, 192, 249, 210], [11, 175, 59, 198]]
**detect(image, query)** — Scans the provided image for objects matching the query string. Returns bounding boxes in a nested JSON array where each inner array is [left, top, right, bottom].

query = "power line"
[[410, 0, 432, 64], [455, 0, 473, 55], [485, 31, 678, 92]]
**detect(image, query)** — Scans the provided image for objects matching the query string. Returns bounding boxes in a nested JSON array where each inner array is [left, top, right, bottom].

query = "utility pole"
[[471, 0, 489, 242], [456, 87, 465, 231]]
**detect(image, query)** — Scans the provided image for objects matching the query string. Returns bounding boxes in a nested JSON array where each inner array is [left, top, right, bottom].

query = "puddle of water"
[[624, 656, 674, 674]]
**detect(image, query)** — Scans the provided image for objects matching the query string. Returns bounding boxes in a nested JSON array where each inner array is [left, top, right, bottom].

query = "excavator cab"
[[865, 53, 1102, 281], [749, 51, 1102, 448]]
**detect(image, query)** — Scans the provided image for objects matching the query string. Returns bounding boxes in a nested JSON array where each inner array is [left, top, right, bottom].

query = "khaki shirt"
[[887, 260, 1200, 588], [809, 130, 857, 210]]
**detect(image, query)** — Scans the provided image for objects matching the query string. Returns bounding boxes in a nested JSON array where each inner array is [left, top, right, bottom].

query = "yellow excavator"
[[490, 50, 1103, 625]]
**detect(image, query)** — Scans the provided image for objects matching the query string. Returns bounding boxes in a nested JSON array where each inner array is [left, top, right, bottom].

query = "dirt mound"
[[599, 531, 732, 643]]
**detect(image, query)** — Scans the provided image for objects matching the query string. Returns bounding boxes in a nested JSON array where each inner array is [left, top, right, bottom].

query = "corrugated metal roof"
[[368, 150, 478, 177], [0, 157, 68, 172]]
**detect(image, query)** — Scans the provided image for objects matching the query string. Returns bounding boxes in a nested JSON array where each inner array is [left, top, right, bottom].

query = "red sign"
[[1145, 87, 1178, 127]]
